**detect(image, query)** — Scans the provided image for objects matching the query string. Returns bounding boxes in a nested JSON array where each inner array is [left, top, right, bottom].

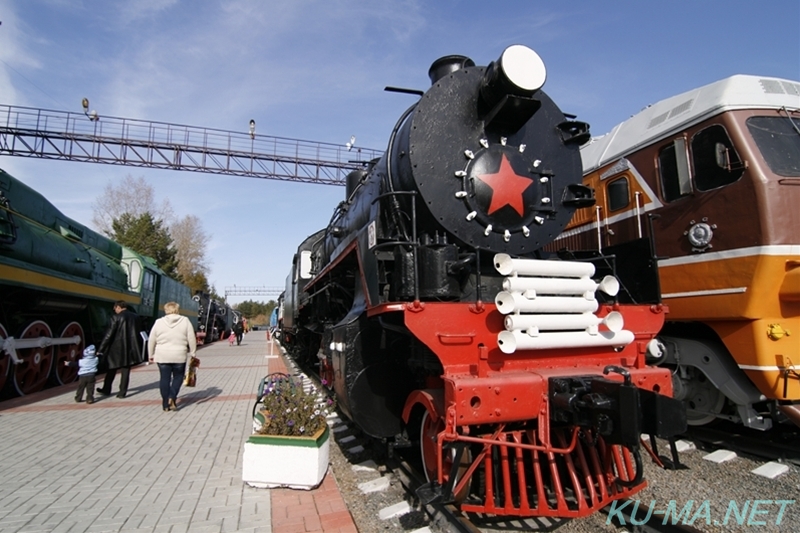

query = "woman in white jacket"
[[148, 302, 197, 411]]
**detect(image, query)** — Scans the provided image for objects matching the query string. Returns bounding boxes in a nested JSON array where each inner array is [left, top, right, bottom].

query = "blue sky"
[[1, 0, 798, 305]]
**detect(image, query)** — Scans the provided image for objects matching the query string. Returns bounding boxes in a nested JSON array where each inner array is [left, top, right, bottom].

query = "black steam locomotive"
[[279, 45, 684, 519], [192, 292, 233, 344]]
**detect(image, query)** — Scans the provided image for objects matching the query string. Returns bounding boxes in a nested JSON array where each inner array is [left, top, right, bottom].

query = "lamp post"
[[81, 98, 99, 121]]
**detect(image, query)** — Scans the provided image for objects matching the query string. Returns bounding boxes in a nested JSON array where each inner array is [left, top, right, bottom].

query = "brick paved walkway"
[[0, 331, 357, 533], [265, 350, 357, 533]]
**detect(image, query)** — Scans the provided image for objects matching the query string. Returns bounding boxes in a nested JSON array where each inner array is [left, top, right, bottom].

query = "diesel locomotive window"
[[0, 210, 12, 239], [143, 270, 155, 292], [747, 116, 800, 177], [658, 137, 692, 202], [691, 125, 744, 190], [606, 177, 629, 211], [0, 197, 15, 243]]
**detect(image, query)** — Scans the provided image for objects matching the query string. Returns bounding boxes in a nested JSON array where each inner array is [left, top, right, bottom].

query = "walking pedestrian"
[[147, 301, 197, 411], [65, 344, 99, 403], [96, 301, 143, 398], [233, 320, 244, 346]]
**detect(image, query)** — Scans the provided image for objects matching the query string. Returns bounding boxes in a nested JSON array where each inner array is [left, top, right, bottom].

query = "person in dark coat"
[[233, 320, 244, 346], [96, 300, 143, 398]]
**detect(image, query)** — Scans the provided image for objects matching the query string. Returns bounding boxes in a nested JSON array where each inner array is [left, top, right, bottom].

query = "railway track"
[[682, 421, 800, 467], [388, 455, 485, 533]]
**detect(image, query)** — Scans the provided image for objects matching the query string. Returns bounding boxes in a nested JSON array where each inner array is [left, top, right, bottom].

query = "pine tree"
[[112, 212, 179, 278], [182, 270, 211, 295]]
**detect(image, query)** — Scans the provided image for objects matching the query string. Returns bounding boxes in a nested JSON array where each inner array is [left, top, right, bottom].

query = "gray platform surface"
[[0, 331, 278, 533]]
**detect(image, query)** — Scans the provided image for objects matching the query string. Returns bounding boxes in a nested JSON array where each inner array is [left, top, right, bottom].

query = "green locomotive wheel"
[[50, 322, 85, 387], [11, 320, 54, 396]]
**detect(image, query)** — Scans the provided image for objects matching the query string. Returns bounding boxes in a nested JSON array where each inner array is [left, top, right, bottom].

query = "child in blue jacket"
[[65, 344, 99, 404]]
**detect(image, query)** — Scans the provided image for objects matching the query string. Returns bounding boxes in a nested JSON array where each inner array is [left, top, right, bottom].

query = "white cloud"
[[2, 0, 798, 292]]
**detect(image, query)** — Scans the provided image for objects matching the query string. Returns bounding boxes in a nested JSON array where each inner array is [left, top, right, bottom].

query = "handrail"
[[0, 104, 382, 185]]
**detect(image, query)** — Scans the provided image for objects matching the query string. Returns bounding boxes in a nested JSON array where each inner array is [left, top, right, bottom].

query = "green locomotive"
[[0, 168, 198, 396]]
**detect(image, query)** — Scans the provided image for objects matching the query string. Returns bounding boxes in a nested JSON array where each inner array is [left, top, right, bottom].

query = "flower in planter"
[[255, 373, 335, 437]]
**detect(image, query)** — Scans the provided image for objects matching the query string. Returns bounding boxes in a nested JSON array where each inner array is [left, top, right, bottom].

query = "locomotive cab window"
[[0, 200, 15, 243], [606, 177, 630, 211], [659, 137, 692, 202], [692, 125, 744, 190], [126, 259, 143, 291], [143, 270, 156, 292], [747, 116, 800, 177], [299, 250, 313, 280]]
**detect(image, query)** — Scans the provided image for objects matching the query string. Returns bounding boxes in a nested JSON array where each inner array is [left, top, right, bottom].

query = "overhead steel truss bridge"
[[0, 104, 381, 185], [225, 286, 283, 300]]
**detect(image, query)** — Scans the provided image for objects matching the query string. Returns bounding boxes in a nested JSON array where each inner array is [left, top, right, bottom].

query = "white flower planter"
[[242, 426, 330, 490]]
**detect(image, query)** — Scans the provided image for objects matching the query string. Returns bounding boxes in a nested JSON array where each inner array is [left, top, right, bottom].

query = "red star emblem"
[[476, 155, 532, 216]]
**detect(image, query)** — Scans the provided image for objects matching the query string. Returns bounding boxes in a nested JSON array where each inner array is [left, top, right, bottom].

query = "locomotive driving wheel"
[[0, 323, 9, 393], [11, 320, 54, 396], [51, 322, 85, 386], [420, 410, 471, 502]]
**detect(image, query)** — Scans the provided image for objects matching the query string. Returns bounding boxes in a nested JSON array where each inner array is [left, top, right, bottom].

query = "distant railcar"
[[552, 75, 800, 429], [193, 291, 232, 344], [0, 168, 197, 396]]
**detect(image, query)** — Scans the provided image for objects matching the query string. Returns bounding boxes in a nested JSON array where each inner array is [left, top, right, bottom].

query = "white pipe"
[[504, 311, 624, 334], [503, 275, 619, 297], [597, 275, 620, 297], [495, 291, 598, 315], [595, 206, 603, 251], [503, 276, 595, 295], [635, 191, 643, 238], [494, 254, 595, 278], [497, 329, 634, 354]]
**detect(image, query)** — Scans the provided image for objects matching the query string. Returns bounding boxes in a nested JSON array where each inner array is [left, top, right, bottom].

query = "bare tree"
[[171, 214, 211, 283], [91, 175, 173, 237], [92, 175, 211, 285]]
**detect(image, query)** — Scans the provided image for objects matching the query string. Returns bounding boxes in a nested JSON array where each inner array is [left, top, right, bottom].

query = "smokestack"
[[428, 55, 475, 85]]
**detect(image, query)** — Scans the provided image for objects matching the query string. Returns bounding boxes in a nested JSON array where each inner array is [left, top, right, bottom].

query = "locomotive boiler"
[[554, 74, 800, 430], [280, 45, 685, 518], [0, 168, 197, 396]]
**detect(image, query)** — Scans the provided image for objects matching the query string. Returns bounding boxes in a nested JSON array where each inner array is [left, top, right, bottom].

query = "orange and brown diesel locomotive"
[[554, 74, 800, 430]]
